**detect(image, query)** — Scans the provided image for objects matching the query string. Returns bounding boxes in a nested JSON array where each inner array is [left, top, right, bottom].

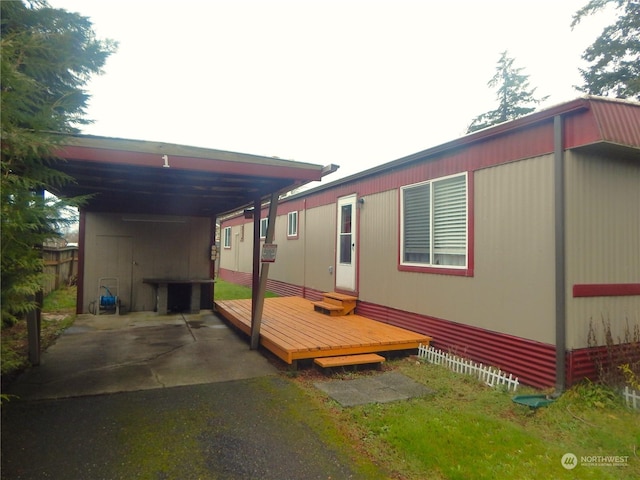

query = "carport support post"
[[251, 192, 279, 350], [27, 188, 45, 365], [27, 292, 42, 365]]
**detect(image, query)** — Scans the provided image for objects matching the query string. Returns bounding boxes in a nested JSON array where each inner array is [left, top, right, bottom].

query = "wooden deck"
[[215, 296, 431, 364]]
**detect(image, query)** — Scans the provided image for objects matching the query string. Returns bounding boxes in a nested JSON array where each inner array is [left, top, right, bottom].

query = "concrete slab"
[[6, 311, 277, 400], [314, 371, 434, 407]]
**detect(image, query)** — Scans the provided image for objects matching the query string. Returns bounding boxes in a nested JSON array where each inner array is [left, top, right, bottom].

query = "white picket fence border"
[[622, 386, 640, 410], [417, 344, 519, 392]]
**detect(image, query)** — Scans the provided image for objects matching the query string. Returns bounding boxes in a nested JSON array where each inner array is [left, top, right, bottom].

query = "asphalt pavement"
[[1, 311, 385, 479]]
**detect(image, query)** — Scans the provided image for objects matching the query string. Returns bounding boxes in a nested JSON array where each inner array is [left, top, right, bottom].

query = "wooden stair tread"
[[323, 292, 358, 301], [314, 353, 385, 368], [312, 301, 344, 311]]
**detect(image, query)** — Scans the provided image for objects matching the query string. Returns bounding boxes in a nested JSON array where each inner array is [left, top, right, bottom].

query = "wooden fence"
[[42, 246, 78, 295]]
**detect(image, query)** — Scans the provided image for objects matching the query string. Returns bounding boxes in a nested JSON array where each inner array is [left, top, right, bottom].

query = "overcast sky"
[[50, 0, 615, 183]]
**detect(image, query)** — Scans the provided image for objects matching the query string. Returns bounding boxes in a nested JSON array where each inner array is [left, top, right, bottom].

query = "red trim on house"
[[578, 98, 640, 148], [467, 173, 475, 275], [356, 300, 557, 388], [221, 98, 638, 218], [573, 283, 640, 297], [222, 216, 249, 228], [56, 145, 322, 181], [397, 265, 471, 276]]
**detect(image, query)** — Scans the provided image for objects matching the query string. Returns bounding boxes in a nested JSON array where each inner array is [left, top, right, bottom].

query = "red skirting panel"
[[219, 269, 252, 288], [356, 301, 557, 389], [217, 275, 640, 389], [567, 344, 640, 386], [218, 269, 324, 300], [566, 348, 599, 385], [217, 273, 565, 388]]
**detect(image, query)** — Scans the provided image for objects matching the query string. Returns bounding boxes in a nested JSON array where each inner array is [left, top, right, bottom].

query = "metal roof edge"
[[52, 132, 323, 171], [285, 96, 635, 200]]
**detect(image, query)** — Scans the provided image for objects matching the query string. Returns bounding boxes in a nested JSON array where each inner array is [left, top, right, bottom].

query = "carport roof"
[[49, 134, 333, 217]]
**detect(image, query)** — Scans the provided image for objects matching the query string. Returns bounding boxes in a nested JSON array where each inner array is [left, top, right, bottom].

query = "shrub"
[[587, 317, 640, 390]]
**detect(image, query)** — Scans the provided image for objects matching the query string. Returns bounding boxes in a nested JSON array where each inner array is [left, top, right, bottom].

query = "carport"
[[36, 133, 336, 363]]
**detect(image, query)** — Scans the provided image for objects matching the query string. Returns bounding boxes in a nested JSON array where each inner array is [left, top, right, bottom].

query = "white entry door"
[[335, 194, 357, 291]]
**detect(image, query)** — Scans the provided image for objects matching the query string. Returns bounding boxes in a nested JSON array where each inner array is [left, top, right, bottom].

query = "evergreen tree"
[[1, 0, 116, 325], [467, 51, 547, 133], [572, 0, 640, 100]]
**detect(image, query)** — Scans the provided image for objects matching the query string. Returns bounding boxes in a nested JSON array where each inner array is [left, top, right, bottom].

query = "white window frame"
[[400, 172, 468, 269], [287, 211, 298, 237], [223, 226, 232, 248], [260, 218, 268, 239]]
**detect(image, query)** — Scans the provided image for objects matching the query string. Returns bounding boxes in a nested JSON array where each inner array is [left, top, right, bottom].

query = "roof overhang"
[[48, 134, 331, 217], [284, 96, 639, 199]]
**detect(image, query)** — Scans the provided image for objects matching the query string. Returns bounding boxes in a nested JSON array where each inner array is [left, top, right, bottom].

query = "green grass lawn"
[[215, 278, 639, 479], [294, 360, 640, 479], [5, 281, 639, 479], [214, 279, 278, 300], [1, 285, 76, 381]]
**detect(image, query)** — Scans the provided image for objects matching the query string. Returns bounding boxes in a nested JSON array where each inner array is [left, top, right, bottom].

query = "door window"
[[339, 204, 352, 264]]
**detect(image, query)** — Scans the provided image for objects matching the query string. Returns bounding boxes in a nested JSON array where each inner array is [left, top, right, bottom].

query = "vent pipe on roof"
[[554, 114, 567, 394]]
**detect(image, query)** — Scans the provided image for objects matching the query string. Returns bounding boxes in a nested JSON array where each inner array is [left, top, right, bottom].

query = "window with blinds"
[[401, 173, 467, 268]]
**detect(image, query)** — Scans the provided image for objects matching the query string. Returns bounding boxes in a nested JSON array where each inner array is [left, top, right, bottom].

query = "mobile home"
[[219, 97, 640, 388]]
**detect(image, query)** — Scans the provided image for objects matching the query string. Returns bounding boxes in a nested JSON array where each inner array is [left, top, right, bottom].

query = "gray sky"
[[50, 0, 614, 183]]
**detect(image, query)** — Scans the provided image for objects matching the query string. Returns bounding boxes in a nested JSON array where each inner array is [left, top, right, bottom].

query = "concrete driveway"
[[6, 311, 277, 400], [2, 311, 381, 479]]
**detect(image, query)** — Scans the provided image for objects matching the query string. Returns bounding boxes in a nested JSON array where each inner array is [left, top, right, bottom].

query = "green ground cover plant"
[[213, 280, 639, 479], [213, 279, 278, 300], [293, 360, 639, 479], [1, 286, 76, 385], [4, 280, 638, 479]]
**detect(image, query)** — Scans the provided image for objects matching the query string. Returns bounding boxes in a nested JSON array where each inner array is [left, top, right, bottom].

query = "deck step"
[[312, 301, 345, 316], [314, 353, 385, 368], [312, 292, 358, 316], [323, 292, 358, 302]]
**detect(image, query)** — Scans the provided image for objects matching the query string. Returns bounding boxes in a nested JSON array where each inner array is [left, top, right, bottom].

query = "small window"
[[287, 211, 298, 237], [400, 172, 467, 269], [223, 227, 232, 248], [260, 218, 268, 239]]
